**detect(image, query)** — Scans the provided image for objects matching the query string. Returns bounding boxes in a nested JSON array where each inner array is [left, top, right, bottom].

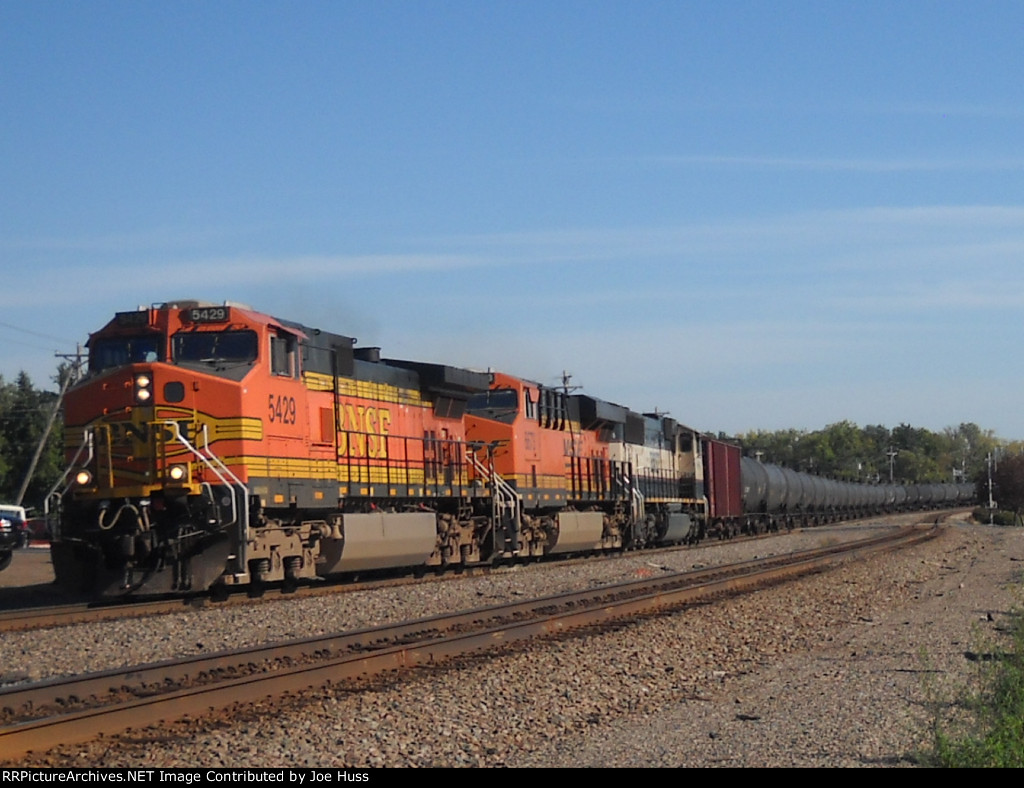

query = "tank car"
[[703, 439, 976, 534]]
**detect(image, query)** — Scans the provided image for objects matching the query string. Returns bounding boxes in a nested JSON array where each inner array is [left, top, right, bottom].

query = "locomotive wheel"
[[283, 556, 303, 590], [248, 557, 271, 598]]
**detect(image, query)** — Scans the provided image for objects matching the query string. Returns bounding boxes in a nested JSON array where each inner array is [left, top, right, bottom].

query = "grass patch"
[[925, 610, 1024, 767]]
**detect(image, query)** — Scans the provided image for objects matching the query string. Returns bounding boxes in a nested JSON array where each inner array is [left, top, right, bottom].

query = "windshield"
[[466, 388, 519, 424], [173, 330, 258, 365], [89, 336, 163, 373]]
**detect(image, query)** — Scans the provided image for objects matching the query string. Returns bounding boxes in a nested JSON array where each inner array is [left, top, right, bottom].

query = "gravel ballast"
[[2, 515, 1021, 768]]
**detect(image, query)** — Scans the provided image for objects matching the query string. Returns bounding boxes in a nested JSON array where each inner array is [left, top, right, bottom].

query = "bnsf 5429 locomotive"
[[45, 300, 973, 596]]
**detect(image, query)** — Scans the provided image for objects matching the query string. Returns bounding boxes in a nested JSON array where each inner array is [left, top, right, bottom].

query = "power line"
[[0, 319, 75, 345]]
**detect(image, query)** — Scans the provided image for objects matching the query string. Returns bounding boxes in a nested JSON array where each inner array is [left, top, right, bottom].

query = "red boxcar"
[[702, 437, 743, 533]]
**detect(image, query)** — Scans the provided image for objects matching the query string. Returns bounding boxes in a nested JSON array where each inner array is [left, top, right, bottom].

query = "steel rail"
[[0, 524, 938, 761], [0, 596, 216, 633], [0, 525, 930, 717], [0, 510, 960, 633]]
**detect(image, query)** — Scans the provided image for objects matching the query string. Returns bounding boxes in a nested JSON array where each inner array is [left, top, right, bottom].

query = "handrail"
[[161, 421, 247, 502], [620, 466, 645, 522], [43, 432, 95, 538], [466, 445, 521, 552], [161, 421, 250, 575]]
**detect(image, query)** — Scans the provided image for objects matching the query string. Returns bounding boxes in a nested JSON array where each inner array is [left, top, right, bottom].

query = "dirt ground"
[[1, 547, 54, 586], [0, 546, 74, 609]]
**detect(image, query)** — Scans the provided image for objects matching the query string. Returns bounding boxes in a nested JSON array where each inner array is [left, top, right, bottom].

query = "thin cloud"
[[1, 225, 257, 254], [10, 204, 1024, 313], [3, 253, 486, 306], [851, 100, 1024, 119], [645, 154, 1024, 173], [566, 96, 1024, 120]]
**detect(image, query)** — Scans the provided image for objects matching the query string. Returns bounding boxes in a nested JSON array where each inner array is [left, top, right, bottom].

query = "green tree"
[[0, 370, 65, 512], [941, 422, 998, 482], [735, 421, 1009, 486], [991, 454, 1024, 525], [890, 423, 946, 482]]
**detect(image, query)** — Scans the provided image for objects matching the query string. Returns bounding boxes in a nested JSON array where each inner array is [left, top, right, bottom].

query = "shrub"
[[971, 508, 1018, 526], [928, 611, 1024, 767]]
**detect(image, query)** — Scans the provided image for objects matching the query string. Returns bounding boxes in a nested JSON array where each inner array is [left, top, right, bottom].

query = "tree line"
[[724, 420, 1024, 524], [723, 420, 1011, 485]]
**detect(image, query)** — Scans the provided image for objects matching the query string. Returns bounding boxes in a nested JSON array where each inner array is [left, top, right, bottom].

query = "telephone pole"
[[987, 452, 996, 525], [15, 347, 84, 507], [886, 447, 898, 483]]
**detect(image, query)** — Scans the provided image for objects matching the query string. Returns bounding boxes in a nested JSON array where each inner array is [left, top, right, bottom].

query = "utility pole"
[[15, 347, 84, 507], [886, 447, 898, 483], [560, 371, 580, 452], [987, 452, 996, 525]]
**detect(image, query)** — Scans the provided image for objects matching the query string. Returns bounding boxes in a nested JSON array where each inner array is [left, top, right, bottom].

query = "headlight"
[[134, 373, 153, 403], [167, 464, 188, 482], [74, 469, 93, 486]]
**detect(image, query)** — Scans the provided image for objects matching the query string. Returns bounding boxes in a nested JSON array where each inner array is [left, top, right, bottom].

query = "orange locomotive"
[[49, 300, 708, 596], [465, 372, 707, 556]]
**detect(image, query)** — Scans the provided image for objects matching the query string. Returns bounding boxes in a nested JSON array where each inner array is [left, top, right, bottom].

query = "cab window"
[[466, 388, 519, 424], [271, 333, 298, 377], [173, 330, 258, 365], [89, 336, 163, 373]]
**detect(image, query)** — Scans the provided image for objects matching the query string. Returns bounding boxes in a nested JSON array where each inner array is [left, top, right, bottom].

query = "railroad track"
[[0, 510, 964, 634], [0, 530, 793, 633], [0, 523, 939, 762]]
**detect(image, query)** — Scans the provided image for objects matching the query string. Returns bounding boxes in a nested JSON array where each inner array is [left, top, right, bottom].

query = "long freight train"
[[43, 300, 974, 596]]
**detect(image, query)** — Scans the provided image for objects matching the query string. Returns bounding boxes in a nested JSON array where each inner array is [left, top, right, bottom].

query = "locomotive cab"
[[51, 301, 321, 595], [465, 374, 636, 557]]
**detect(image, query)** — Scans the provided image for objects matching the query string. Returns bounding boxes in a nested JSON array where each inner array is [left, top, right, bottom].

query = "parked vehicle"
[[0, 504, 28, 570]]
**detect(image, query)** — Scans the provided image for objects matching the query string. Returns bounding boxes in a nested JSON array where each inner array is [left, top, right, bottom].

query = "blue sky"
[[3, 1, 1023, 440]]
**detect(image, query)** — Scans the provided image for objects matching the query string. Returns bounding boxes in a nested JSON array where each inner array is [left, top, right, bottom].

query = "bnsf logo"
[[338, 404, 391, 459], [104, 420, 195, 447]]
